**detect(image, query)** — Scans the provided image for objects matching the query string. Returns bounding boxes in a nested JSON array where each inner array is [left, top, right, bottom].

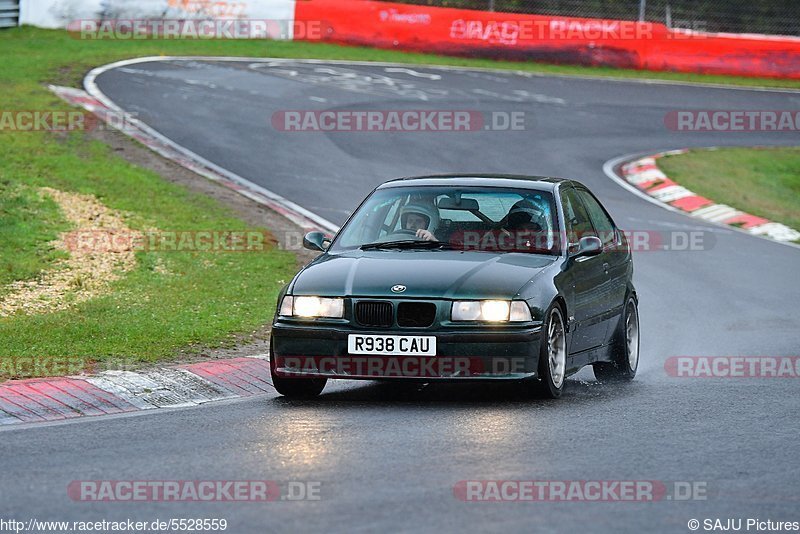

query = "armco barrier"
[[295, 0, 800, 79]]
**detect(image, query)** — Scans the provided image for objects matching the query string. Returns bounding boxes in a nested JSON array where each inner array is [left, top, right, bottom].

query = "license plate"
[[348, 334, 436, 356]]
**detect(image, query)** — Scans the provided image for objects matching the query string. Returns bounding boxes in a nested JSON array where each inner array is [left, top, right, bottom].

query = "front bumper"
[[271, 321, 542, 380]]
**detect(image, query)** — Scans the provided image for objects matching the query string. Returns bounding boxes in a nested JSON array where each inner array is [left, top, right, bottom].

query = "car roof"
[[376, 174, 571, 192]]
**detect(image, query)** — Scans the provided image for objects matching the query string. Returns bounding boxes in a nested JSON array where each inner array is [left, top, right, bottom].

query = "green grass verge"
[[0, 29, 308, 371], [0, 183, 70, 293], [658, 147, 800, 232], [0, 133, 297, 365]]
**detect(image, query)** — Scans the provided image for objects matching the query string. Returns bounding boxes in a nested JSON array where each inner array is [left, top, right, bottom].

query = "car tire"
[[593, 295, 639, 382], [269, 343, 327, 398], [532, 303, 567, 399]]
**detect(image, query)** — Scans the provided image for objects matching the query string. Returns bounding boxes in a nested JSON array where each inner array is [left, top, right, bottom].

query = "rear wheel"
[[532, 303, 567, 398], [269, 343, 327, 398], [593, 295, 639, 382]]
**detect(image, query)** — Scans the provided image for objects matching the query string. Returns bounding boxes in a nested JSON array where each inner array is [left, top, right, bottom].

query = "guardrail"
[[0, 0, 19, 28]]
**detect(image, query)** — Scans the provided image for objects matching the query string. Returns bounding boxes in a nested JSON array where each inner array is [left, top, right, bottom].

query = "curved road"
[[2, 59, 799, 533]]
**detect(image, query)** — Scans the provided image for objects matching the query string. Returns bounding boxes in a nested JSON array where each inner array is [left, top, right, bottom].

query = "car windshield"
[[331, 185, 560, 255]]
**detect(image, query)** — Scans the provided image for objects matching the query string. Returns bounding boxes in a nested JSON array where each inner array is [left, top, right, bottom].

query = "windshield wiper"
[[360, 240, 454, 250]]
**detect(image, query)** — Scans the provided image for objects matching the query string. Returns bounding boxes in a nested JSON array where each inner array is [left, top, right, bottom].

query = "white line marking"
[[471, 87, 565, 104], [383, 67, 442, 80]]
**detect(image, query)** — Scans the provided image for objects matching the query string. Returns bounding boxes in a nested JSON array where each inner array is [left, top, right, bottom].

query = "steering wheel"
[[385, 228, 424, 240]]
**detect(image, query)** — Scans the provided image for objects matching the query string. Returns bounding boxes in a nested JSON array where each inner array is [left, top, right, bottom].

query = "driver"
[[506, 200, 544, 232], [504, 200, 546, 251], [399, 203, 440, 242]]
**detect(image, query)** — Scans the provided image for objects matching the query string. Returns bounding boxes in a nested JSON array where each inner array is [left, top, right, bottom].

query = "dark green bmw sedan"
[[270, 175, 639, 399]]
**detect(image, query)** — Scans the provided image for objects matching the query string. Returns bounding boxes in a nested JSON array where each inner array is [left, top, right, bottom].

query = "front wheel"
[[531, 303, 567, 398], [270, 343, 327, 398], [593, 295, 639, 382], [271, 372, 327, 399]]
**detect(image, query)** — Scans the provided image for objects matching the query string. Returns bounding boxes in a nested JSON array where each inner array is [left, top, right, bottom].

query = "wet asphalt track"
[[2, 59, 799, 533]]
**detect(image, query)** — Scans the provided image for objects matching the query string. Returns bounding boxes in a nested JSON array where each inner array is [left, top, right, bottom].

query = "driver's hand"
[[416, 229, 437, 241]]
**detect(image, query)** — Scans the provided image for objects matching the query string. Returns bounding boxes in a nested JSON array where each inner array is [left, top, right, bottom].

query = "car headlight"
[[279, 296, 344, 318], [451, 300, 532, 322]]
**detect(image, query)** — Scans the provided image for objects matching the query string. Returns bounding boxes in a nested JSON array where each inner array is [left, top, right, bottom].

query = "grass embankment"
[[0, 184, 69, 289], [0, 29, 311, 373], [658, 147, 800, 232]]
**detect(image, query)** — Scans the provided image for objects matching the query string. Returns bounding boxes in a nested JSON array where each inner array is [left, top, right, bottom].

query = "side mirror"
[[575, 236, 602, 258], [303, 231, 330, 252]]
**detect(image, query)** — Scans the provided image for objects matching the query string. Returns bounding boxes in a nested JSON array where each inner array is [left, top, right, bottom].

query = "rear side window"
[[577, 189, 616, 246]]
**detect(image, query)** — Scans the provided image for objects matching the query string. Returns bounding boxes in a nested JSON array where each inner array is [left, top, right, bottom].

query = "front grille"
[[397, 302, 437, 328], [355, 301, 393, 327]]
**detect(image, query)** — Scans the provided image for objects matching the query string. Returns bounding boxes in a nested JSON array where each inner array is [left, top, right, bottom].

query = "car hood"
[[290, 250, 556, 299]]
